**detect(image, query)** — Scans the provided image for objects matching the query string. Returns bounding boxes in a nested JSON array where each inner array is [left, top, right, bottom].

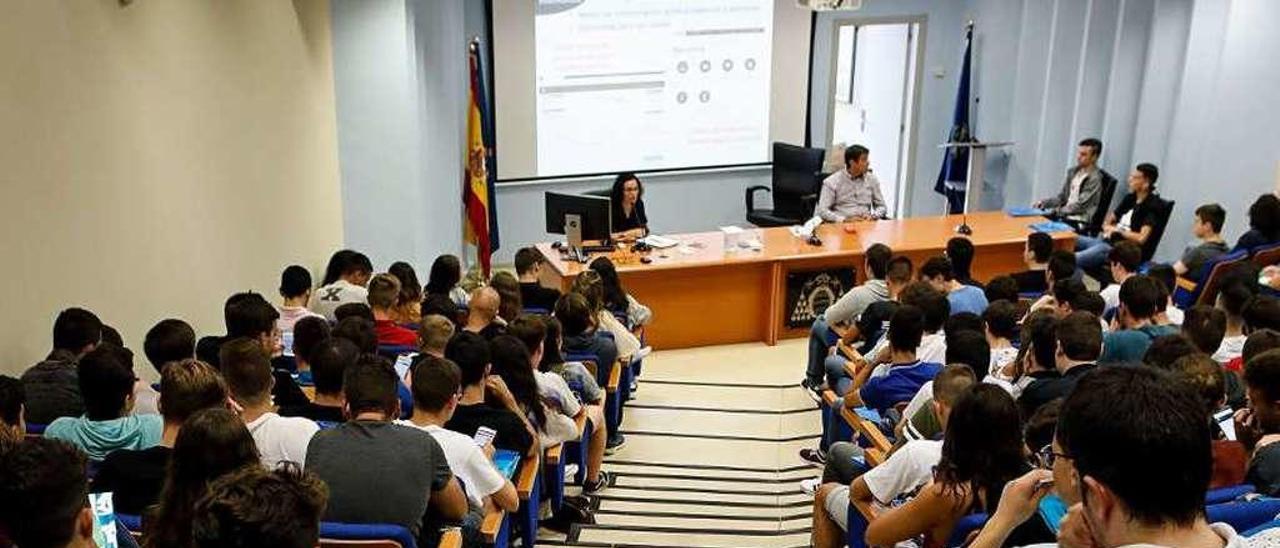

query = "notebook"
[[1029, 221, 1075, 233], [1006, 206, 1051, 217]]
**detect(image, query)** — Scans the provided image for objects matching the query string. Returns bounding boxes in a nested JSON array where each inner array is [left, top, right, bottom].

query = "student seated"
[[1013, 311, 1063, 419], [312, 249, 374, 322], [1233, 193, 1280, 252], [571, 270, 644, 363], [399, 355, 519, 520], [809, 257, 914, 398], [1100, 275, 1179, 364], [197, 292, 308, 406], [368, 273, 418, 347], [488, 337, 584, 454], [983, 275, 1021, 307], [278, 265, 323, 334], [134, 319, 197, 416], [418, 314, 455, 359], [1148, 263, 1185, 326], [93, 359, 229, 515], [279, 338, 357, 423], [0, 438, 132, 548], [221, 338, 319, 468], [1183, 305, 1228, 356], [808, 365, 973, 526], [1169, 354, 1247, 489], [389, 261, 424, 327], [1011, 232, 1054, 295], [288, 315, 330, 384], [489, 271, 524, 324], [464, 287, 506, 339], [536, 316, 606, 409], [444, 332, 537, 456], [1175, 203, 1230, 278], [0, 376, 23, 448], [333, 315, 378, 353], [509, 317, 612, 492], [803, 244, 894, 395], [973, 367, 1243, 548], [844, 305, 943, 414], [1099, 240, 1142, 313], [21, 307, 102, 425], [191, 465, 328, 548], [1245, 295, 1280, 333], [893, 363, 976, 447], [305, 355, 468, 546], [920, 256, 988, 316], [824, 385, 1053, 548], [423, 254, 466, 324], [335, 302, 375, 323], [1240, 349, 1280, 495], [1075, 163, 1166, 272], [44, 344, 162, 461], [1215, 281, 1256, 363], [589, 256, 653, 328], [982, 300, 1021, 380], [1017, 311, 1100, 421], [897, 330, 990, 432], [515, 247, 562, 311], [145, 408, 263, 548]]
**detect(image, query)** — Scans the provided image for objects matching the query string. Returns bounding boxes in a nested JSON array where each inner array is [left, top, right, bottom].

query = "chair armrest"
[[1176, 276, 1199, 293], [852, 497, 876, 522], [301, 386, 316, 401], [516, 452, 540, 499], [822, 389, 839, 408], [746, 185, 771, 212], [800, 193, 819, 214], [843, 361, 858, 380], [438, 528, 463, 548], [864, 447, 886, 467], [606, 360, 622, 393], [479, 509, 505, 543], [546, 443, 564, 465], [842, 407, 893, 455]]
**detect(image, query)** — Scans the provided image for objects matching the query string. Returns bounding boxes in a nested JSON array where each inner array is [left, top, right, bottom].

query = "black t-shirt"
[[91, 446, 172, 515], [855, 300, 899, 355], [422, 293, 461, 326], [1011, 270, 1049, 295], [1018, 365, 1094, 419], [612, 200, 648, 233], [519, 283, 561, 311], [279, 402, 346, 423], [1109, 193, 1165, 257], [477, 323, 507, 340], [1235, 229, 1280, 253], [272, 369, 311, 408], [445, 402, 534, 455], [1249, 442, 1280, 496]]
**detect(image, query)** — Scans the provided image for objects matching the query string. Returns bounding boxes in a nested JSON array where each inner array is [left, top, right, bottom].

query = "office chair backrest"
[[771, 142, 825, 218], [1141, 198, 1176, 262], [1086, 170, 1118, 236]]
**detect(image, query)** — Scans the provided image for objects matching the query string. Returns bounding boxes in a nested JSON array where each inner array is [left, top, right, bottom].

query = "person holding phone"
[[610, 172, 648, 241]]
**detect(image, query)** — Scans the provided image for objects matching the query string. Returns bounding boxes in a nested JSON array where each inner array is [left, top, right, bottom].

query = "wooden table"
[[536, 211, 1074, 350]]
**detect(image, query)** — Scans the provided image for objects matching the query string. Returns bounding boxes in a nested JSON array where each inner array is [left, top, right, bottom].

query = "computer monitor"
[[545, 192, 612, 242]]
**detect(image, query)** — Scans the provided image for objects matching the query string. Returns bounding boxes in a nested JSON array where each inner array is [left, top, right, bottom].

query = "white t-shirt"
[[395, 421, 507, 509], [310, 280, 369, 322], [131, 380, 160, 416], [990, 347, 1019, 378], [535, 370, 582, 417], [1164, 304, 1184, 327], [246, 412, 319, 469], [278, 305, 324, 334], [1101, 284, 1121, 315], [1215, 335, 1247, 364], [863, 439, 942, 507]]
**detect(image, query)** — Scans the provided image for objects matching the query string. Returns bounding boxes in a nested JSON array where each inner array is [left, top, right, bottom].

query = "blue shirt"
[[1100, 324, 1179, 364], [948, 285, 989, 316], [860, 360, 943, 413]]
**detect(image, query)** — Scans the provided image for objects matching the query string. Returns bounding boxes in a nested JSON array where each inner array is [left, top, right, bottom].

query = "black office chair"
[[1142, 198, 1176, 262], [746, 142, 826, 227], [1082, 169, 1118, 237]]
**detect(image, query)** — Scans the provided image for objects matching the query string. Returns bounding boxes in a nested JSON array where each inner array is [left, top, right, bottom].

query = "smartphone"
[[394, 352, 418, 382], [89, 492, 119, 548], [474, 426, 497, 448], [1215, 407, 1237, 441]]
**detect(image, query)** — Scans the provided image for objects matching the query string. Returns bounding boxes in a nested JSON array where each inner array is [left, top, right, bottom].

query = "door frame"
[[823, 14, 928, 219]]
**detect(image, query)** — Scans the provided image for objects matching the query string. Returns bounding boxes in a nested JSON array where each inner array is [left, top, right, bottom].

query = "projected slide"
[[534, 0, 774, 177]]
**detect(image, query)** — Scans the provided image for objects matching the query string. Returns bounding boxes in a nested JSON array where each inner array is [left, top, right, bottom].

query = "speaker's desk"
[[536, 211, 1074, 350]]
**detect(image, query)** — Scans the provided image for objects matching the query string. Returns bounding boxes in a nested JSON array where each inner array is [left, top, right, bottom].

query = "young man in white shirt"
[[1214, 282, 1254, 363], [1099, 240, 1142, 315], [400, 355, 518, 515], [221, 337, 318, 468], [312, 251, 373, 322], [278, 265, 323, 334]]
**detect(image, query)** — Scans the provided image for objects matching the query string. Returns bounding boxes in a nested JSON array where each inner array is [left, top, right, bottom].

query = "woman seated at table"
[[610, 172, 648, 241]]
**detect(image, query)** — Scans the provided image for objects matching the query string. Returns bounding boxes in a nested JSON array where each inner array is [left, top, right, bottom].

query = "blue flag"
[[935, 24, 974, 214]]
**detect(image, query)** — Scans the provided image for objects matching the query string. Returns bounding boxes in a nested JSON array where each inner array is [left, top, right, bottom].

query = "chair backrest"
[[522, 307, 550, 316], [1206, 484, 1256, 505], [1085, 170, 1119, 236], [1206, 498, 1280, 535], [319, 522, 417, 548], [771, 142, 825, 218], [1141, 198, 1176, 262], [1189, 250, 1251, 308], [25, 422, 47, 437], [1253, 242, 1280, 268]]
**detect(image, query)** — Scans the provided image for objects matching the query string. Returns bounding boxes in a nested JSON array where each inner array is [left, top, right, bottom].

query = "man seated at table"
[[814, 144, 886, 223], [1032, 137, 1105, 226]]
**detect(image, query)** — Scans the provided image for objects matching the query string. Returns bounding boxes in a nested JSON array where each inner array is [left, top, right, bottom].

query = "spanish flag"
[[464, 38, 499, 277]]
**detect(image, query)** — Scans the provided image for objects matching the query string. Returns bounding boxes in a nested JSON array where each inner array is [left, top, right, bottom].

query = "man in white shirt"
[[400, 356, 517, 514], [1214, 282, 1253, 363], [221, 337, 318, 468], [278, 265, 324, 334], [814, 145, 887, 222], [311, 252, 373, 322]]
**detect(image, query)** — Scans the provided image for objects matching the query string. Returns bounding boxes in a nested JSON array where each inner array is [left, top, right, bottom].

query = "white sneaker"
[[800, 477, 822, 497], [564, 464, 580, 480]]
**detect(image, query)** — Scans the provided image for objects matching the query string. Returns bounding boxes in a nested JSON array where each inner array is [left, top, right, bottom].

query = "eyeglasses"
[[1037, 444, 1072, 469]]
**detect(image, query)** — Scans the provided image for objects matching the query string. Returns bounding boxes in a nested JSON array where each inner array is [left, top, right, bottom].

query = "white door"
[[830, 22, 918, 218]]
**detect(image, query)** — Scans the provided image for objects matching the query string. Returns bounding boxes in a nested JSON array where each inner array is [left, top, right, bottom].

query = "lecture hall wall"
[[0, 1, 344, 375]]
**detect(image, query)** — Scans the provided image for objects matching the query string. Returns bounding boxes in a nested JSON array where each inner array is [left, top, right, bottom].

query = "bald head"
[[470, 287, 500, 321]]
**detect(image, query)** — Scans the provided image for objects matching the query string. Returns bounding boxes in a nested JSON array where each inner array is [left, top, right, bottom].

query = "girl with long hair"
[[587, 257, 652, 328]]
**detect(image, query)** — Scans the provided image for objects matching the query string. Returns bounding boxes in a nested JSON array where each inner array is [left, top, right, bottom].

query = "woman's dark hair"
[[1248, 194, 1280, 238], [611, 173, 643, 204], [588, 257, 629, 313], [490, 272, 523, 323], [388, 261, 423, 305], [425, 255, 463, 295], [146, 408, 259, 548], [934, 384, 1027, 513], [488, 336, 547, 431], [320, 250, 358, 286], [540, 316, 565, 372]]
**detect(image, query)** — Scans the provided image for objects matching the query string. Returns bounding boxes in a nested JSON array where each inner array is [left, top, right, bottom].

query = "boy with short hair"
[[21, 307, 102, 424], [1216, 282, 1257, 363], [1184, 305, 1228, 355], [1011, 232, 1054, 294], [1175, 203, 1230, 278], [44, 344, 163, 461], [515, 247, 562, 310], [280, 338, 357, 424], [222, 338, 318, 468], [1019, 311, 1101, 416], [1100, 275, 1179, 364], [919, 256, 988, 316], [1099, 240, 1143, 314], [192, 465, 329, 548], [444, 332, 537, 456], [0, 438, 103, 548], [368, 273, 418, 347], [312, 251, 374, 322], [278, 265, 323, 333], [134, 318, 197, 416], [845, 305, 943, 413], [418, 314, 455, 358]]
